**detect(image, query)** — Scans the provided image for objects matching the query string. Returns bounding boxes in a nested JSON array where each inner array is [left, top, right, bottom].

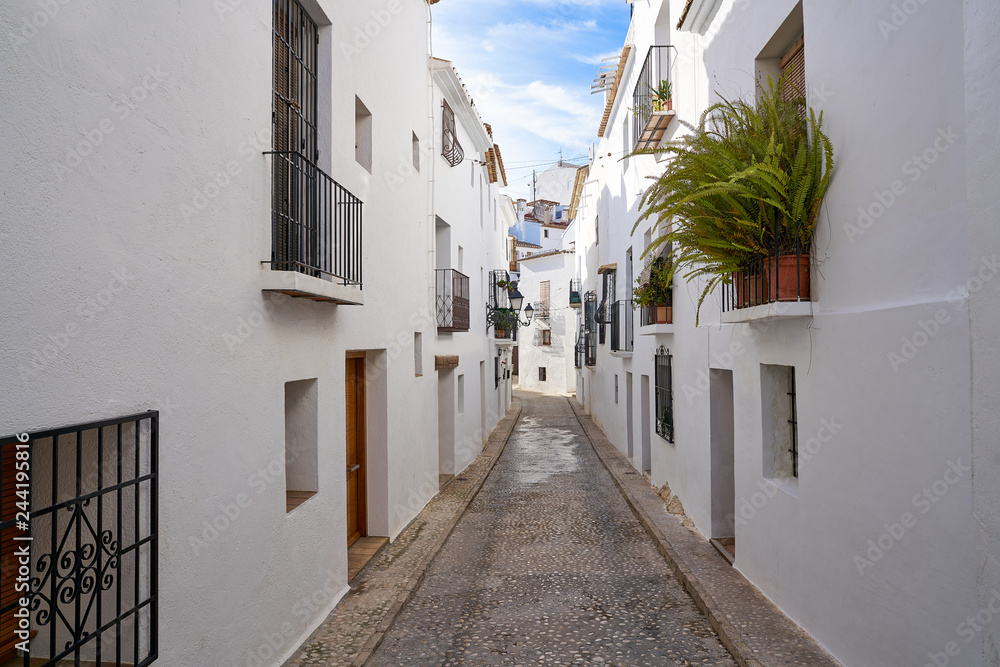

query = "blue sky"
[[430, 0, 632, 198]]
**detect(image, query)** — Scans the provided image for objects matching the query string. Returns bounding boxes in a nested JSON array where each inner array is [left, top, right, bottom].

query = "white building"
[[515, 250, 577, 394], [0, 1, 512, 664], [574, 1, 1000, 666]]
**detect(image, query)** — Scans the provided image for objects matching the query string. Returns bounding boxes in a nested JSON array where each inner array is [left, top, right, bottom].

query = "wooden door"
[[346, 356, 367, 547], [1, 443, 19, 662]]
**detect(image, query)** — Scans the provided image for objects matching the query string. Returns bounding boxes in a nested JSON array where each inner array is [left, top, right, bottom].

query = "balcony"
[[639, 288, 674, 335], [261, 151, 364, 305], [720, 251, 813, 323], [489, 269, 517, 343], [632, 46, 676, 152], [569, 279, 582, 307], [610, 300, 634, 353], [436, 269, 470, 332], [533, 301, 550, 321]]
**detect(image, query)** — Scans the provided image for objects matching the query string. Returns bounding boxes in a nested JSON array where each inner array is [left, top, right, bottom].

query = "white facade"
[[0, 1, 511, 665], [533, 162, 582, 206], [516, 251, 576, 394], [574, 1, 1000, 666]]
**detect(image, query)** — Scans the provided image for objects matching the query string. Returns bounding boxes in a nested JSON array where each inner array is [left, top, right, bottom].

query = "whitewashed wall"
[[576, 0, 998, 665], [0, 0, 508, 664], [516, 253, 576, 394]]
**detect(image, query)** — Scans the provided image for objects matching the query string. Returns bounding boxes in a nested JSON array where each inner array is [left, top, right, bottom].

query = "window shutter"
[[780, 36, 805, 101]]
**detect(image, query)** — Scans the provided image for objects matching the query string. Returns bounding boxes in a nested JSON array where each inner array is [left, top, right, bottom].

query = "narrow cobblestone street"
[[370, 391, 736, 665]]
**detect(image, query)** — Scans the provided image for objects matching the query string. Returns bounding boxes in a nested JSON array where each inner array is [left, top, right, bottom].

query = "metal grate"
[[441, 100, 464, 167], [632, 46, 676, 151], [436, 269, 470, 331], [583, 291, 597, 367], [610, 300, 634, 352], [270, 0, 363, 286], [0, 412, 158, 666], [788, 367, 799, 478], [655, 348, 674, 442]]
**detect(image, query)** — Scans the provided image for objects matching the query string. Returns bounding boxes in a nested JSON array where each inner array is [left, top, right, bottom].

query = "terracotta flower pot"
[[767, 254, 811, 301], [734, 271, 762, 308], [656, 305, 668, 324], [666, 306, 673, 324]]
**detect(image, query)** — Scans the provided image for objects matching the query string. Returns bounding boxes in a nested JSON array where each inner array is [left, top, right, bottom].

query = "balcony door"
[[346, 354, 367, 547]]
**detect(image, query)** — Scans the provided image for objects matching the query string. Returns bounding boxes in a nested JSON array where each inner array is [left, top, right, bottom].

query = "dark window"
[[542, 330, 551, 345], [655, 347, 674, 442], [584, 291, 597, 366], [538, 367, 547, 382]]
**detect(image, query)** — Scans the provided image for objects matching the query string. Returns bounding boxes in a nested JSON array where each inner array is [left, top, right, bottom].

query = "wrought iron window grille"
[[441, 99, 464, 167], [655, 347, 674, 442], [0, 412, 159, 666]]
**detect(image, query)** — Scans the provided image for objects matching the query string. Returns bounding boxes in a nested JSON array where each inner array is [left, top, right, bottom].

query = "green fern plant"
[[633, 75, 834, 323]]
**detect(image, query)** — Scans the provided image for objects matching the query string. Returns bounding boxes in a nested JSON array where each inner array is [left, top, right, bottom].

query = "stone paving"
[[370, 391, 736, 666], [283, 400, 523, 666]]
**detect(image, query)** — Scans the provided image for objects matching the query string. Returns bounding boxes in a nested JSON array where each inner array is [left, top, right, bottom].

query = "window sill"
[[261, 267, 364, 305], [639, 323, 675, 335], [610, 350, 633, 358], [720, 300, 813, 324], [763, 476, 798, 499]]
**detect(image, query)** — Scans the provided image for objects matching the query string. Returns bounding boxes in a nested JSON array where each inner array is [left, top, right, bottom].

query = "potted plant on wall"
[[649, 79, 673, 112], [633, 75, 834, 323], [633, 254, 675, 324]]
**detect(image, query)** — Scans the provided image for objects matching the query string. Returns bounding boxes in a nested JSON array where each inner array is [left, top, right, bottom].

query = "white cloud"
[[571, 49, 621, 65]]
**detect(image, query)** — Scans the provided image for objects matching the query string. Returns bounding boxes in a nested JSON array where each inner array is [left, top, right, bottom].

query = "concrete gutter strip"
[[568, 398, 842, 667], [282, 399, 523, 667]]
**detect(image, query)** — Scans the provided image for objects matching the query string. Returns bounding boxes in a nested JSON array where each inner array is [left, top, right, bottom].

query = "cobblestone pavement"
[[370, 391, 736, 666]]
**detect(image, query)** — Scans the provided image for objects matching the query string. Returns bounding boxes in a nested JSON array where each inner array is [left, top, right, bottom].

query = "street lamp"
[[509, 287, 534, 326]]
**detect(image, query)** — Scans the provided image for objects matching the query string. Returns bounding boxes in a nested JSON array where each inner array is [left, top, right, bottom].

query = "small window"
[[761, 364, 798, 480], [412, 131, 420, 172], [542, 329, 551, 345], [538, 367, 547, 382], [615, 375, 619, 404], [414, 332, 423, 377], [285, 379, 319, 511], [544, 229, 549, 238], [458, 374, 465, 414], [655, 348, 673, 442], [355, 96, 372, 173]]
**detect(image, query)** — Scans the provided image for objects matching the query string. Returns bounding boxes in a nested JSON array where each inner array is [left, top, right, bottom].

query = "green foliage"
[[633, 254, 675, 309], [650, 79, 672, 106], [633, 75, 834, 323]]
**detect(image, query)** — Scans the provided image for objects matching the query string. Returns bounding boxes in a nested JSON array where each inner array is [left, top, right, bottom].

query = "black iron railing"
[[569, 279, 581, 306], [488, 269, 517, 339], [583, 291, 597, 366], [266, 150, 363, 286], [632, 46, 676, 151], [610, 300, 634, 352], [640, 287, 673, 325], [442, 99, 464, 167], [0, 412, 158, 666], [436, 269, 470, 332], [720, 244, 810, 313], [655, 348, 674, 442]]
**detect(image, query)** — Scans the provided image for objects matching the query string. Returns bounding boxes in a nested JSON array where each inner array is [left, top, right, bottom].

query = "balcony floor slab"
[[260, 267, 363, 305]]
